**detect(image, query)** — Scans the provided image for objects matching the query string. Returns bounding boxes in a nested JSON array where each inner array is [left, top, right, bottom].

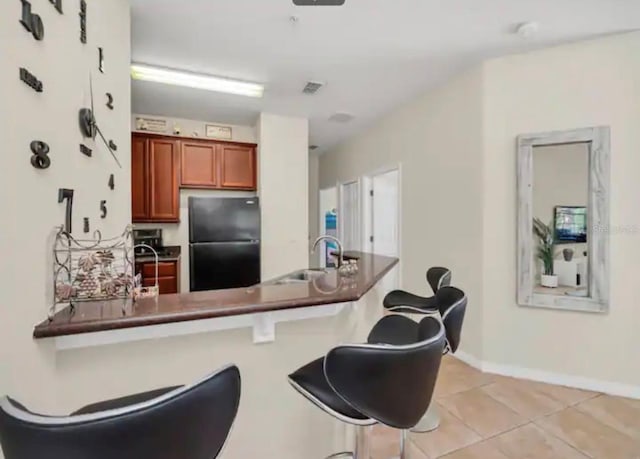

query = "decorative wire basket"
[[132, 244, 160, 300], [51, 225, 135, 319]]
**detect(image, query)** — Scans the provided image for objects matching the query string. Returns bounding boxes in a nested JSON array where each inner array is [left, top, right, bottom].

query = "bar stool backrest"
[[0, 365, 241, 459], [324, 317, 445, 430]]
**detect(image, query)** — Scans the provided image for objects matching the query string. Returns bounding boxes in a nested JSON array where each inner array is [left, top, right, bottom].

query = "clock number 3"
[[30, 141, 51, 169]]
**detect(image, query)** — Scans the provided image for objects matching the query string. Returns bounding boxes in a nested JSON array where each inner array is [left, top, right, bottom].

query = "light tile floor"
[[371, 356, 640, 459]]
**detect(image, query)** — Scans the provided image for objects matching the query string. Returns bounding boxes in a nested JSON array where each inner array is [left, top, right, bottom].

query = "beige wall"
[[320, 67, 486, 357], [321, 31, 640, 391], [482, 32, 640, 387], [308, 154, 320, 252], [0, 0, 131, 410], [258, 113, 310, 280]]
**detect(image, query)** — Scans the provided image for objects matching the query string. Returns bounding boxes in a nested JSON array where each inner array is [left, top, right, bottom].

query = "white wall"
[[320, 67, 486, 357], [132, 113, 256, 143], [0, 0, 131, 409], [258, 113, 310, 280], [132, 114, 258, 292], [482, 32, 640, 388]]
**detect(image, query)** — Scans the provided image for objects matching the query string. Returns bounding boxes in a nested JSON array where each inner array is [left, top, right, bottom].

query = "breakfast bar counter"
[[33, 252, 398, 339], [30, 252, 398, 459]]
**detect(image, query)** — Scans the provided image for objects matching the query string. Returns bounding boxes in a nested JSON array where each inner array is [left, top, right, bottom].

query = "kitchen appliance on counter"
[[133, 228, 163, 255], [189, 197, 261, 291]]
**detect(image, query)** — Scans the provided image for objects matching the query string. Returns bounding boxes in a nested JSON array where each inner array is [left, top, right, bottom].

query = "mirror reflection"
[[532, 143, 589, 297]]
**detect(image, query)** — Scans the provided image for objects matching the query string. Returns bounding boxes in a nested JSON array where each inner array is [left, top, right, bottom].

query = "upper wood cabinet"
[[219, 144, 256, 189], [131, 136, 149, 221], [180, 140, 218, 188], [180, 139, 257, 191], [131, 134, 180, 223]]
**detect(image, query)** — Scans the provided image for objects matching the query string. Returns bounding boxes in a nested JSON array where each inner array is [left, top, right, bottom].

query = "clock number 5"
[[20, 0, 45, 41], [100, 200, 108, 219]]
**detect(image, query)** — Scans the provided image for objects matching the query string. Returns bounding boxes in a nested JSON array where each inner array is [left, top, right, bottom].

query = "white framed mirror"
[[517, 126, 610, 312]]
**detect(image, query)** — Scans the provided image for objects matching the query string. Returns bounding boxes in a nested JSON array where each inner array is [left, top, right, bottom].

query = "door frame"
[[338, 177, 363, 251], [363, 164, 403, 286]]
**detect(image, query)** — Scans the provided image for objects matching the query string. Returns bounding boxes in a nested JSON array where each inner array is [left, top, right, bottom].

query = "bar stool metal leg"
[[325, 425, 371, 459], [410, 402, 440, 433], [399, 429, 408, 459]]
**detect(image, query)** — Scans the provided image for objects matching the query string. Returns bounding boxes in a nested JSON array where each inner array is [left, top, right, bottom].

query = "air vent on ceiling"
[[309, 145, 319, 151], [328, 112, 354, 123], [302, 81, 324, 94]]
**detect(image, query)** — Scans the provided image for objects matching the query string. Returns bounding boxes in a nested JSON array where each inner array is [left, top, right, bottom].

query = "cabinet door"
[[131, 135, 149, 221], [142, 276, 178, 294], [180, 141, 218, 188], [219, 144, 256, 190], [149, 138, 180, 221]]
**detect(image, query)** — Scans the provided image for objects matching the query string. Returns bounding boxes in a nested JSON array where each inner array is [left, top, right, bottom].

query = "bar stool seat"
[[289, 357, 375, 425], [288, 316, 445, 459], [383, 267, 451, 313], [367, 314, 423, 346]]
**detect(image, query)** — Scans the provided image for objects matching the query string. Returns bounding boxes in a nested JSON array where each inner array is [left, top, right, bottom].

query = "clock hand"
[[95, 124, 122, 169], [89, 74, 97, 140]]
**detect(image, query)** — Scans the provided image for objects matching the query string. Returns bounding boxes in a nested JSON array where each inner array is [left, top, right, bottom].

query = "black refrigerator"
[[189, 197, 261, 291]]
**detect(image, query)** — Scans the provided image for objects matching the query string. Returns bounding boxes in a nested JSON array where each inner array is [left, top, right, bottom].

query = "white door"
[[318, 187, 338, 267], [372, 169, 400, 290], [339, 180, 362, 251]]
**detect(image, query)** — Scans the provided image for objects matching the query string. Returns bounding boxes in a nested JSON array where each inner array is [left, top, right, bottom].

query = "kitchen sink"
[[267, 268, 333, 285]]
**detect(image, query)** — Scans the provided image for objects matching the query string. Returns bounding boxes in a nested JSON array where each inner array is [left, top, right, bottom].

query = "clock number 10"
[[20, 0, 45, 41]]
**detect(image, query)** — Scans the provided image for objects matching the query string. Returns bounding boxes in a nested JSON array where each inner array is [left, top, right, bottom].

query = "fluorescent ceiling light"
[[131, 64, 264, 98]]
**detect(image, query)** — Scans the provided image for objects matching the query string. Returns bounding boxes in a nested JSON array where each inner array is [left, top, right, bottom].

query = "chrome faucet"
[[312, 235, 344, 268]]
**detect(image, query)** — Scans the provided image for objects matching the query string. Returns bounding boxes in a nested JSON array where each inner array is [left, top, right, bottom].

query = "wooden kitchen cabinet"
[[135, 260, 180, 295], [131, 136, 148, 221], [179, 139, 257, 191], [131, 134, 180, 223], [219, 144, 256, 189], [180, 140, 218, 188]]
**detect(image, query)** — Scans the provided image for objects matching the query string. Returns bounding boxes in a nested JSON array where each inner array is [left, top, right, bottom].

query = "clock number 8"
[[30, 141, 51, 169]]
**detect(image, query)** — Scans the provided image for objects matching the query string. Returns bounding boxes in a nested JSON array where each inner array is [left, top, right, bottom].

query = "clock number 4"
[[20, 0, 45, 41]]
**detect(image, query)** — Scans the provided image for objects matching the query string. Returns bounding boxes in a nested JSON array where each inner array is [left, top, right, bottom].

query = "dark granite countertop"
[[33, 252, 398, 339]]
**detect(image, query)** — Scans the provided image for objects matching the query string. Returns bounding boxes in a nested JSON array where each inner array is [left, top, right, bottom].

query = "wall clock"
[[78, 75, 122, 168]]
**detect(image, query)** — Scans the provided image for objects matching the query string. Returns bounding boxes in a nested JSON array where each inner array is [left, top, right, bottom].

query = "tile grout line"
[[531, 413, 596, 459]]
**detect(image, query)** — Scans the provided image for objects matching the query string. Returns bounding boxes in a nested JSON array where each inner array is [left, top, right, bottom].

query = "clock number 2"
[[106, 93, 114, 110]]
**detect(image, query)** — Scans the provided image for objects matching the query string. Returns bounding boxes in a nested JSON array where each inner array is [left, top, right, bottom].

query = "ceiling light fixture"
[[131, 64, 264, 98], [515, 21, 539, 39]]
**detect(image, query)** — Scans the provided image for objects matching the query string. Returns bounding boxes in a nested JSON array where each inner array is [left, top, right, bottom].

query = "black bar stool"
[[383, 267, 452, 313], [288, 316, 445, 459], [373, 286, 467, 431], [0, 364, 241, 459]]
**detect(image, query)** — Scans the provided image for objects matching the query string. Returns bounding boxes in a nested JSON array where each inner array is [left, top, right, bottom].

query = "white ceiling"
[[130, 0, 639, 153]]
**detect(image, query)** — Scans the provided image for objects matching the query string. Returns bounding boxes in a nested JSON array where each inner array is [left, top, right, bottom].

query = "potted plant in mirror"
[[533, 217, 558, 288]]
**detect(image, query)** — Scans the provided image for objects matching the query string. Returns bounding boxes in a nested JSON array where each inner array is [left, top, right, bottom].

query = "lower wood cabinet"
[[135, 260, 180, 295]]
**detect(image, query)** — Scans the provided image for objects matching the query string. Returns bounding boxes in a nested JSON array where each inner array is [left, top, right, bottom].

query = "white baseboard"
[[452, 351, 640, 400]]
